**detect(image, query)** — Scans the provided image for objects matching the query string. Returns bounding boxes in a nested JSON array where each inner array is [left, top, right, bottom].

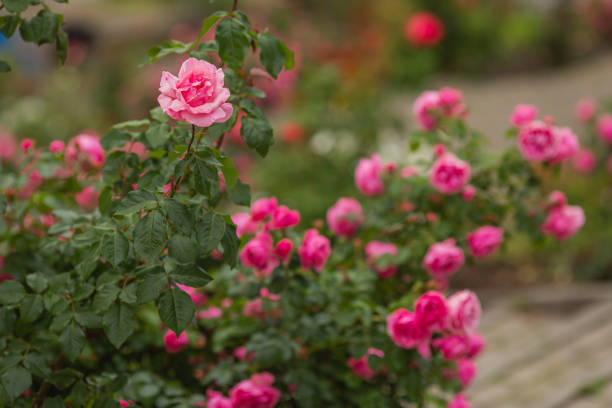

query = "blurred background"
[[2, 0, 612, 406]]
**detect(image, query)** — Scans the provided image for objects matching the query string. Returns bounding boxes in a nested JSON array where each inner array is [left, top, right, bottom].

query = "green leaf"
[[189, 41, 219, 60], [168, 235, 198, 263], [49, 369, 79, 390], [19, 295, 43, 323], [112, 119, 150, 130], [0, 281, 25, 304], [101, 230, 129, 267], [134, 210, 168, 263], [98, 187, 113, 215], [72, 281, 95, 301], [221, 223, 240, 267], [19, 10, 60, 46], [142, 40, 192, 66], [228, 179, 250, 206], [171, 264, 212, 287], [1, 366, 31, 400], [258, 32, 285, 78], [219, 155, 238, 189], [240, 115, 274, 157], [92, 284, 121, 313], [74, 310, 102, 329], [0, 15, 20, 37], [103, 303, 136, 349], [150, 106, 169, 122], [145, 122, 171, 149], [0, 60, 10, 73], [50, 311, 72, 332], [0, 308, 16, 335], [70, 382, 89, 408], [56, 27, 68, 65], [119, 283, 138, 304], [192, 156, 220, 198], [26, 273, 48, 293], [59, 323, 86, 362], [195, 212, 225, 253], [115, 190, 157, 216], [198, 11, 226, 40], [100, 129, 132, 150], [2, 0, 29, 13], [207, 108, 238, 142], [136, 270, 168, 304], [23, 354, 51, 379], [157, 289, 194, 334], [42, 396, 66, 408], [161, 199, 192, 235], [279, 41, 295, 70], [215, 17, 250, 69]]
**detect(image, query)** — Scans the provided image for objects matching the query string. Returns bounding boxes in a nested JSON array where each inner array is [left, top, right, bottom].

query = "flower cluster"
[[413, 87, 467, 130]]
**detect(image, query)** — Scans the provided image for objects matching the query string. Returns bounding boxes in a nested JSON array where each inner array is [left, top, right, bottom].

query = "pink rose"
[[467, 226, 503, 258], [347, 348, 385, 379], [517, 121, 558, 162], [197, 306, 222, 319], [49, 140, 65, 153], [18, 169, 42, 200], [541, 205, 585, 240], [163, 330, 188, 353], [240, 232, 279, 278], [510, 104, 537, 127], [75, 186, 99, 212], [232, 213, 259, 238], [413, 90, 441, 130], [547, 190, 567, 209], [242, 299, 265, 319], [422, 240, 465, 279], [575, 98, 596, 123], [415, 291, 448, 332], [158, 58, 233, 127], [387, 308, 430, 350], [229, 372, 280, 408], [365, 241, 398, 278], [404, 12, 445, 47], [429, 153, 471, 194], [456, 358, 476, 388], [448, 393, 471, 408], [274, 238, 293, 261], [280, 121, 305, 143], [326, 198, 364, 238], [466, 332, 485, 358], [66, 132, 105, 169], [462, 185, 476, 201], [0, 130, 17, 162], [446, 290, 481, 335], [549, 127, 579, 164], [298, 229, 331, 272], [177, 284, 207, 306], [251, 197, 278, 222], [207, 391, 233, 408], [573, 148, 596, 174], [432, 335, 470, 360], [21, 139, 35, 152], [269, 205, 300, 229], [597, 114, 612, 144], [355, 154, 384, 196], [233, 346, 255, 362]]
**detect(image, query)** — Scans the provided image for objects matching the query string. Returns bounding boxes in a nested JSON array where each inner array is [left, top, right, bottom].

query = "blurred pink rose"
[[0, 130, 17, 163], [597, 114, 612, 144], [518, 121, 558, 162], [347, 348, 385, 379], [423, 240, 465, 279], [430, 153, 471, 194], [510, 104, 537, 127], [207, 390, 233, 408], [75, 186, 99, 212], [66, 133, 105, 169], [232, 212, 259, 238], [229, 373, 280, 408], [404, 12, 445, 47], [387, 308, 430, 350], [549, 127, 579, 164], [415, 291, 448, 331], [163, 330, 188, 353], [298, 229, 331, 272], [269, 205, 300, 229], [355, 154, 384, 196], [240, 232, 278, 278], [274, 238, 293, 261], [251, 197, 278, 222], [365, 241, 398, 278], [49, 140, 65, 153], [446, 290, 481, 336], [448, 393, 471, 408], [575, 98, 597, 122], [457, 358, 476, 388], [462, 185, 476, 201], [21, 139, 35, 152], [467, 226, 503, 258], [541, 205, 585, 240], [326, 198, 364, 238], [573, 148, 597, 174], [158, 58, 233, 127]]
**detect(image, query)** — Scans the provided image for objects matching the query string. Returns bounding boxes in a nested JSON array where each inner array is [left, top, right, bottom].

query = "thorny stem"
[[171, 125, 197, 197]]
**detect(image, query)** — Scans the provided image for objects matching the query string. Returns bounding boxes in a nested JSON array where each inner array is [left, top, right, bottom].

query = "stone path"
[[471, 284, 612, 408]]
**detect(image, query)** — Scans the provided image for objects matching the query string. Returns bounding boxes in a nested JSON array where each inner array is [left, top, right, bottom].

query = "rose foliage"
[[0, 5, 584, 408]]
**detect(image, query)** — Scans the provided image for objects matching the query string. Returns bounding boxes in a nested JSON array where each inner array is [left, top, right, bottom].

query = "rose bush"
[[0, 4, 586, 408]]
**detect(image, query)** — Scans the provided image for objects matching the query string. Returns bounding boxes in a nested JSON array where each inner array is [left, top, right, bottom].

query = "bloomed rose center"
[[179, 72, 215, 107]]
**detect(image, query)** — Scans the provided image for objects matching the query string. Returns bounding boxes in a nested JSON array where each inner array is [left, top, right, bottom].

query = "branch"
[[232, 0, 238, 11]]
